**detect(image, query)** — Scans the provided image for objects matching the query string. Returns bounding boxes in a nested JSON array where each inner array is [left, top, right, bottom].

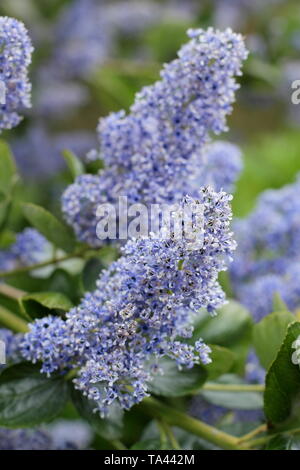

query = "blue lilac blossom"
[[23, 189, 236, 415], [231, 176, 300, 320], [62, 28, 247, 246], [0, 17, 33, 131], [0, 228, 51, 273]]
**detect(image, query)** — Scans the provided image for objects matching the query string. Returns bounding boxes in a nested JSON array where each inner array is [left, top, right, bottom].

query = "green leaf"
[[0, 140, 17, 195], [253, 310, 295, 370], [147, 358, 207, 397], [273, 293, 289, 313], [265, 435, 294, 450], [21, 203, 76, 252], [194, 301, 252, 346], [205, 345, 235, 380], [201, 374, 263, 410], [20, 291, 73, 319], [81, 257, 105, 292], [71, 388, 123, 440], [264, 322, 300, 425], [63, 150, 84, 180], [0, 363, 69, 427], [192, 301, 253, 374]]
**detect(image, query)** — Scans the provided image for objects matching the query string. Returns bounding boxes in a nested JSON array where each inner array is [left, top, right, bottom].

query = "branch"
[[0, 305, 28, 333], [202, 383, 265, 392], [139, 397, 243, 450]]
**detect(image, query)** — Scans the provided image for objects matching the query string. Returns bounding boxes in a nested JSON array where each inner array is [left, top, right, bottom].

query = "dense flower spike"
[[0, 228, 52, 273], [0, 17, 33, 131], [62, 28, 247, 246], [23, 189, 236, 415], [231, 175, 300, 320]]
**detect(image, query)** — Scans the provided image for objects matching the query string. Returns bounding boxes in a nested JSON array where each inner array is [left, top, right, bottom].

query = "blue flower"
[[0, 17, 33, 131], [231, 175, 300, 320], [23, 189, 236, 415], [62, 28, 247, 246], [0, 229, 52, 274]]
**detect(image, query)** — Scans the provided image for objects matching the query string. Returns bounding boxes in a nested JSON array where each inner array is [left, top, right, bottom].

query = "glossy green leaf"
[[201, 374, 263, 410], [253, 310, 295, 369], [71, 388, 124, 440], [22, 203, 76, 252], [21, 291, 73, 319], [205, 345, 235, 380], [63, 150, 85, 180], [148, 358, 207, 397], [264, 322, 300, 425], [81, 257, 106, 292], [195, 301, 252, 346], [0, 363, 69, 427]]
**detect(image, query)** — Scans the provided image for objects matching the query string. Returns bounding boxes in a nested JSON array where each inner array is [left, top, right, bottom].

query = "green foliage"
[[20, 291, 73, 319], [63, 150, 85, 180], [71, 388, 124, 441], [22, 202, 76, 252], [205, 345, 236, 380], [0, 363, 69, 427], [148, 358, 207, 397], [253, 310, 295, 369], [264, 322, 300, 426], [192, 301, 253, 373], [201, 374, 263, 410]]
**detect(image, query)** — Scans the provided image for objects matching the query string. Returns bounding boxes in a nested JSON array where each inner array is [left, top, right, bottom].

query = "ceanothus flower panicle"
[[231, 175, 300, 320], [62, 28, 247, 246], [0, 17, 33, 131], [22, 188, 236, 415]]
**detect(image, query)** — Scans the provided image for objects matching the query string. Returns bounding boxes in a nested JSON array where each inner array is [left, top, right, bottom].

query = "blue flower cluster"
[[62, 28, 247, 246], [0, 229, 51, 274], [22, 189, 236, 415], [0, 17, 33, 131], [0, 420, 92, 450], [231, 175, 300, 320]]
